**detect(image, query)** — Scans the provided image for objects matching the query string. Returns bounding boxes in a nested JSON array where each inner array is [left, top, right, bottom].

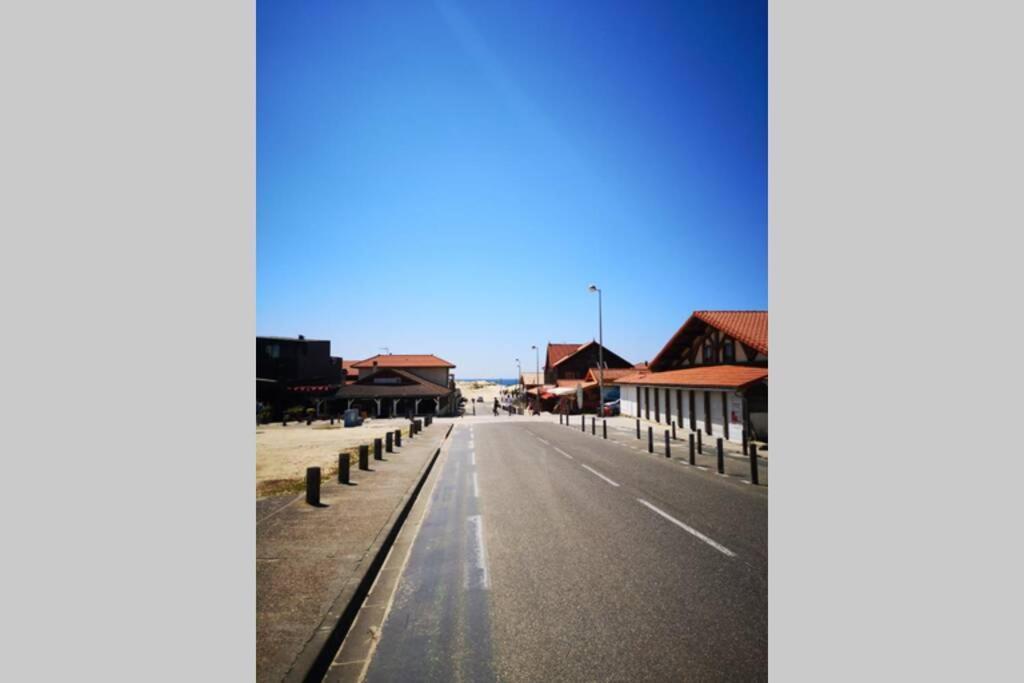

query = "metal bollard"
[[689, 433, 695, 465], [374, 438, 383, 461], [717, 438, 724, 474], [672, 421, 677, 440], [636, 418, 641, 439], [648, 426, 653, 453], [559, 414, 563, 425], [359, 444, 369, 471], [591, 417, 595, 435], [386, 431, 393, 453], [282, 417, 287, 427], [603, 420, 607, 439], [749, 443, 760, 485], [665, 431, 671, 458], [581, 414, 585, 432], [338, 453, 350, 484], [306, 467, 321, 506], [330, 416, 334, 425], [306, 416, 312, 426], [697, 430, 703, 454], [395, 429, 402, 447]]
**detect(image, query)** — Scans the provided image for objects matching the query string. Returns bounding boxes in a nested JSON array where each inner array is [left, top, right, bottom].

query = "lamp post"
[[588, 284, 605, 418], [531, 345, 540, 414]]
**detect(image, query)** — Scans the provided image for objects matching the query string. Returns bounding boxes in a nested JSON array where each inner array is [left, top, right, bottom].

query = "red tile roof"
[[351, 354, 455, 369], [612, 365, 767, 389], [693, 311, 768, 354], [341, 360, 359, 378], [585, 367, 636, 382], [547, 343, 583, 369]]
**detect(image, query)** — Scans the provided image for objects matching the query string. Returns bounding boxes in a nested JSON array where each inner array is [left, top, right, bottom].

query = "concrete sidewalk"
[[256, 422, 450, 683]]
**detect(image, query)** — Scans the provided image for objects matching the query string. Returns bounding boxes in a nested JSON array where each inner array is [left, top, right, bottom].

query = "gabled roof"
[[341, 360, 359, 378], [546, 343, 582, 369], [650, 311, 767, 370], [334, 367, 453, 398], [584, 367, 636, 383], [352, 354, 456, 369], [612, 365, 767, 390], [550, 340, 633, 370]]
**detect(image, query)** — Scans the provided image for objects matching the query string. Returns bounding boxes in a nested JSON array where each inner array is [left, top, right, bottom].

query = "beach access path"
[[256, 421, 450, 683]]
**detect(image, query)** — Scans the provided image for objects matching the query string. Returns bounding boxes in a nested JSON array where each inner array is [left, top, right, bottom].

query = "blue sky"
[[257, 0, 766, 378]]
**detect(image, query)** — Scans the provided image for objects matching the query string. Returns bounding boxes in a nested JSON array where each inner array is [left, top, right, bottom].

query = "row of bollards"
[[306, 427, 407, 505], [625, 417, 764, 486]]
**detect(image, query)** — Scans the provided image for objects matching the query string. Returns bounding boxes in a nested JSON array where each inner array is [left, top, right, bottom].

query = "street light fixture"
[[515, 358, 522, 408], [588, 284, 605, 418]]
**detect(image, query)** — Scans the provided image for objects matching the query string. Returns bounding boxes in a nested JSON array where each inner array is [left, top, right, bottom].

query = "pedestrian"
[[493, 397, 499, 416]]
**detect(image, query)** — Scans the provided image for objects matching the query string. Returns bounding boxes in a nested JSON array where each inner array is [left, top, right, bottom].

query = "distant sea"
[[459, 378, 517, 386]]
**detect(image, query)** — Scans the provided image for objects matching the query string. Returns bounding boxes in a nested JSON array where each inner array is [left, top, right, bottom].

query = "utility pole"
[[589, 284, 605, 417]]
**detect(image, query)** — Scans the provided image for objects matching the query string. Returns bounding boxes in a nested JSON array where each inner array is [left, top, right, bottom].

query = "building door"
[[689, 391, 696, 430], [654, 389, 660, 422], [636, 386, 642, 417], [677, 389, 684, 425], [645, 387, 650, 419], [703, 391, 712, 435], [721, 392, 729, 440]]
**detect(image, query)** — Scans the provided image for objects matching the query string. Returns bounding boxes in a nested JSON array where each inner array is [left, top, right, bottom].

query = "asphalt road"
[[364, 418, 767, 682]]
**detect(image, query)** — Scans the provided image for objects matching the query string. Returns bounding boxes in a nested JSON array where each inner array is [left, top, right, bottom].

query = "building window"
[[265, 344, 280, 359], [703, 344, 713, 363], [723, 339, 735, 363]]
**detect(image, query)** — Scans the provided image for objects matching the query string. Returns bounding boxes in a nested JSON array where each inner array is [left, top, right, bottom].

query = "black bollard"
[[330, 416, 334, 425], [306, 467, 321, 506], [636, 418, 641, 439], [306, 416, 312, 426], [603, 419, 607, 439], [581, 414, 585, 432], [338, 453, 350, 484], [648, 426, 653, 453], [749, 443, 760, 485], [697, 430, 703, 454], [282, 417, 287, 427], [689, 433, 695, 465], [672, 421, 677, 440], [665, 431, 671, 458], [591, 417, 595, 435], [395, 429, 402, 447], [386, 431, 393, 453], [559, 414, 563, 425], [717, 438, 724, 474], [374, 438, 383, 461], [359, 444, 369, 471]]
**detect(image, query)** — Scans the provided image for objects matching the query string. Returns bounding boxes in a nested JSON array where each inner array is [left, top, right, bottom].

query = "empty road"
[[362, 418, 767, 682]]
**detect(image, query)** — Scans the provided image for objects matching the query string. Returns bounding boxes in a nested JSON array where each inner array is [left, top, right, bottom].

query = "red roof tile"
[[585, 367, 636, 382], [693, 311, 768, 354], [351, 354, 455, 369], [546, 343, 583, 369], [612, 365, 767, 389]]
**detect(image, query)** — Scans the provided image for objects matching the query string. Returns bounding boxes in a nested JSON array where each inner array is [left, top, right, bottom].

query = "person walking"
[[493, 397, 499, 416]]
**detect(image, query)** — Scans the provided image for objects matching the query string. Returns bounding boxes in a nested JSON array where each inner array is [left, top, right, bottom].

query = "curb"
[[282, 423, 453, 683]]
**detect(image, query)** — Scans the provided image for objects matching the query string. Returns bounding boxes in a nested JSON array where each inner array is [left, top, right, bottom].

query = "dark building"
[[256, 336, 344, 416]]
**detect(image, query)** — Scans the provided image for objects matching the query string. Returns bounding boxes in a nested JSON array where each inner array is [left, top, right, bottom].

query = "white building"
[[614, 311, 767, 445]]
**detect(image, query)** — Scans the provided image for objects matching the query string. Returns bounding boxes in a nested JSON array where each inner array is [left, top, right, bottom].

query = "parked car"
[[601, 399, 621, 417]]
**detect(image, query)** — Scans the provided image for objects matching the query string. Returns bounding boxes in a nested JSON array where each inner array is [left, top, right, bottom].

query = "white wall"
[[620, 385, 637, 417]]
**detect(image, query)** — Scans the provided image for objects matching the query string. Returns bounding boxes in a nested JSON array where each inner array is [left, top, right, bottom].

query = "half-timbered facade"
[[613, 311, 768, 444], [333, 354, 457, 417]]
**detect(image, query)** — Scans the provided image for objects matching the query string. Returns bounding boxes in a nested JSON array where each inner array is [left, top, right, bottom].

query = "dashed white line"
[[535, 435, 551, 446], [470, 450, 476, 465], [553, 446, 574, 460], [636, 499, 736, 557], [580, 464, 619, 487], [472, 472, 479, 498], [465, 515, 491, 589]]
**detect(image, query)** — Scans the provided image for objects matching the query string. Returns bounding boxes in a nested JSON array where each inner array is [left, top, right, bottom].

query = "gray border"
[[1, 1, 254, 680], [772, 1, 1023, 679]]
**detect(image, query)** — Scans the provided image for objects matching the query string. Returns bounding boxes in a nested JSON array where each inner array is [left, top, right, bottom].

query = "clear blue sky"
[[257, 0, 766, 378]]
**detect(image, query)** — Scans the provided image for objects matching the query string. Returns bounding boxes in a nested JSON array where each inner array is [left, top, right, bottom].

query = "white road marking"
[[636, 499, 736, 557], [466, 515, 491, 589], [536, 436, 550, 446], [553, 446, 574, 460], [472, 472, 479, 498], [470, 450, 476, 465], [580, 464, 619, 487]]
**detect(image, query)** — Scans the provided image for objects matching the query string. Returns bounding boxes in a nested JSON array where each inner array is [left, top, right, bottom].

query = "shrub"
[[258, 408, 274, 424], [285, 406, 306, 421]]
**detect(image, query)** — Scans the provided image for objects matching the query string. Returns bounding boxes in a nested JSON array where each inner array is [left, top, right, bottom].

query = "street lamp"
[[531, 344, 540, 414], [588, 284, 605, 418]]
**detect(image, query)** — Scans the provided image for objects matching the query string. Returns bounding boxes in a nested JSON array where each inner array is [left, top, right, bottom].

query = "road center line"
[[466, 514, 491, 590], [536, 436, 550, 446], [636, 499, 736, 557], [470, 450, 476, 465], [580, 464, 619, 487], [553, 446, 574, 460], [472, 472, 479, 498]]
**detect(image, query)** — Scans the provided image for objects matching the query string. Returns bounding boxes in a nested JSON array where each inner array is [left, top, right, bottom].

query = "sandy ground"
[[455, 380, 518, 407], [256, 417, 414, 498]]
